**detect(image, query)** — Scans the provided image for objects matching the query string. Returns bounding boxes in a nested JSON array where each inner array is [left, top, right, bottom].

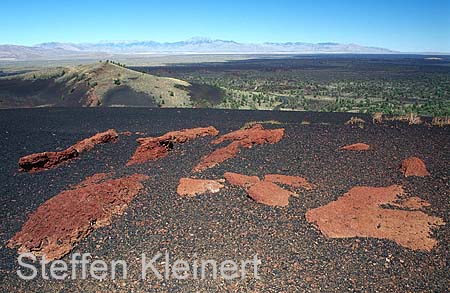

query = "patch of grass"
[[241, 120, 283, 129]]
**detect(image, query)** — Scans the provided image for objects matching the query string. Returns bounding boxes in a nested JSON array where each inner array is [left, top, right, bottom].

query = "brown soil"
[[127, 126, 219, 166], [7, 173, 149, 261], [18, 129, 118, 172], [305, 185, 445, 251], [224, 172, 314, 207], [177, 178, 224, 197], [193, 124, 284, 172], [85, 88, 100, 107], [400, 156, 430, 177], [339, 143, 370, 151]]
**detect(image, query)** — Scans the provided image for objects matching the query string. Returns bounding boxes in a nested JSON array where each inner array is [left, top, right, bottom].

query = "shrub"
[[345, 117, 365, 125], [388, 113, 423, 125], [432, 116, 450, 127], [241, 120, 282, 130], [372, 112, 383, 124]]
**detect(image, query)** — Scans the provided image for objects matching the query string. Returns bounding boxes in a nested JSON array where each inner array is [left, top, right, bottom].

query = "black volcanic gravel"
[[0, 108, 449, 292]]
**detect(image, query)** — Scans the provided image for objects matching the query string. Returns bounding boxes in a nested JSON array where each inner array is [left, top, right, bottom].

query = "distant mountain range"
[[0, 37, 397, 60]]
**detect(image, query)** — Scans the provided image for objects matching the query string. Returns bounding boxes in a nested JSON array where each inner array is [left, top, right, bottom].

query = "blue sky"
[[1, 0, 449, 52]]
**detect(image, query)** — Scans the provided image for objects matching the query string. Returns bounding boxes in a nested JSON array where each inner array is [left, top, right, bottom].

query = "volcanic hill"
[[0, 62, 223, 108]]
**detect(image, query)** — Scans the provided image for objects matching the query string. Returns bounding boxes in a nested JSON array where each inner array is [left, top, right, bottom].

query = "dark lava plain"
[[0, 108, 449, 292]]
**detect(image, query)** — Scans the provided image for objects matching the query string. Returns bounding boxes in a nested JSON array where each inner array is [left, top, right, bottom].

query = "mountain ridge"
[[0, 38, 397, 60]]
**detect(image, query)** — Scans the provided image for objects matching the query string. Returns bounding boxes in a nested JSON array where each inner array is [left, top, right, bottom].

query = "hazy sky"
[[1, 0, 449, 52]]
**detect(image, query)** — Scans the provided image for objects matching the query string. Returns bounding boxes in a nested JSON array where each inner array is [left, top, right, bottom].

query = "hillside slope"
[[0, 62, 195, 108]]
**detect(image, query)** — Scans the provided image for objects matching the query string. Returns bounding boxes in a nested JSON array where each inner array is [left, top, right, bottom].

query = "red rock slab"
[[193, 142, 241, 172], [339, 143, 370, 151], [18, 129, 118, 173], [391, 196, 431, 210], [177, 178, 224, 197], [7, 173, 149, 261], [72, 129, 118, 153], [193, 124, 284, 172], [264, 174, 314, 190], [224, 172, 310, 207], [163, 126, 219, 143], [400, 156, 430, 177], [120, 131, 133, 136], [18, 148, 79, 173], [211, 124, 284, 146], [247, 181, 295, 207], [224, 172, 260, 188], [305, 185, 445, 251], [74, 172, 114, 188], [127, 126, 219, 166]]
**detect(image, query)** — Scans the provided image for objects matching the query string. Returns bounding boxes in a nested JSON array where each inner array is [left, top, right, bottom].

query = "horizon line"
[[1, 38, 449, 55]]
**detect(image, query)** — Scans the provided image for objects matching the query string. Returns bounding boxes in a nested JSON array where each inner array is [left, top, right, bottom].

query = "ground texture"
[[0, 108, 448, 292]]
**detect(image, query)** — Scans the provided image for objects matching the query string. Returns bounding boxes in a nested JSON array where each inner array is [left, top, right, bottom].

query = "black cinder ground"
[[0, 108, 448, 292]]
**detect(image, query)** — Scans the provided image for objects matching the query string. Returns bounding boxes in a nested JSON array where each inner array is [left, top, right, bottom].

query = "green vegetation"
[[103, 60, 127, 68], [140, 56, 450, 116], [193, 75, 450, 115], [2, 56, 449, 115]]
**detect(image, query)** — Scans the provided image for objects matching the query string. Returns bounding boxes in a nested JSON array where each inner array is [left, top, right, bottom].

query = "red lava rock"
[[193, 142, 241, 172], [400, 156, 430, 177], [75, 172, 114, 187], [224, 172, 314, 207], [18, 148, 79, 173], [224, 172, 260, 188], [247, 181, 295, 207], [121, 131, 133, 136], [7, 173, 149, 261], [177, 178, 224, 197], [264, 174, 315, 190], [305, 185, 445, 251], [193, 124, 284, 172], [211, 124, 284, 146], [72, 129, 118, 153], [391, 196, 431, 210], [18, 129, 118, 173], [127, 126, 219, 166], [339, 143, 370, 151]]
